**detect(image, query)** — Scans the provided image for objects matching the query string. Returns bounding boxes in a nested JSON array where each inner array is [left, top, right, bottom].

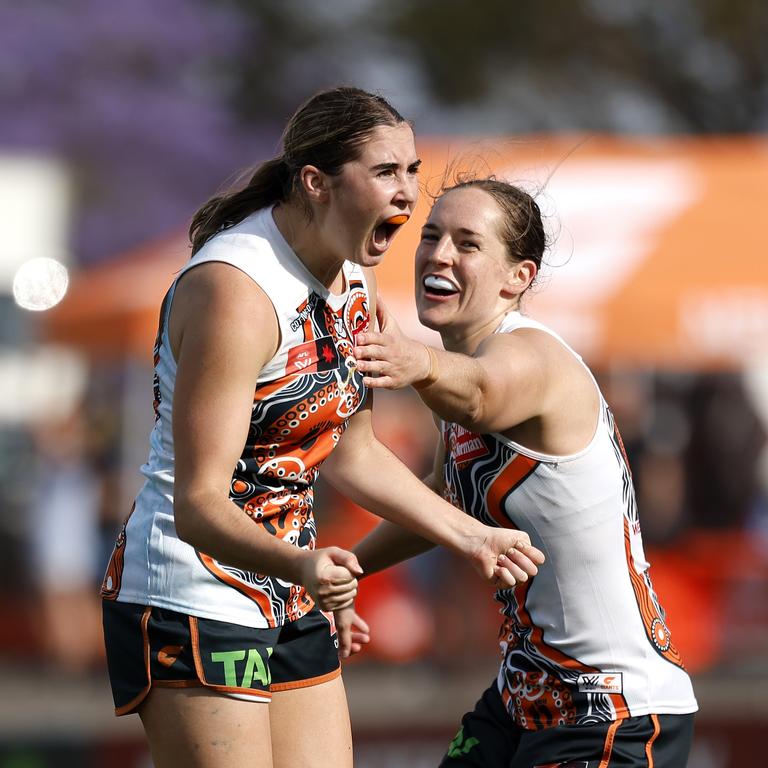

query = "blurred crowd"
[[1, 363, 767, 677]]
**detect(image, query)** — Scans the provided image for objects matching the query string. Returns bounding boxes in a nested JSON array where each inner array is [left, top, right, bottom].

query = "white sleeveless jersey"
[[101, 206, 371, 628], [440, 311, 697, 730]]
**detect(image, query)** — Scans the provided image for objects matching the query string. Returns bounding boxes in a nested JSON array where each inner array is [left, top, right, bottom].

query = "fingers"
[[491, 540, 545, 587], [346, 631, 371, 657], [361, 375, 397, 390], [316, 589, 356, 612], [507, 535, 546, 565], [340, 630, 371, 658], [494, 554, 533, 586], [320, 564, 359, 587], [353, 333, 385, 351], [337, 620, 352, 658], [473, 530, 545, 588], [504, 546, 543, 576], [350, 613, 370, 635], [335, 609, 371, 658], [326, 548, 363, 577]]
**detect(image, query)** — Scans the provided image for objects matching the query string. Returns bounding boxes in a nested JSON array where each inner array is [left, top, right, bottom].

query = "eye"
[[407, 164, 421, 176], [420, 231, 438, 242], [459, 241, 479, 250], [377, 168, 396, 178]]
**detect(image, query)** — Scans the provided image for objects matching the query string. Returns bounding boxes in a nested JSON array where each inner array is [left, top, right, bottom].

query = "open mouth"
[[372, 215, 409, 252], [423, 274, 459, 298]]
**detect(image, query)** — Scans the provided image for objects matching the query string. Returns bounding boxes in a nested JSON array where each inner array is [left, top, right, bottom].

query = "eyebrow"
[[372, 159, 422, 172], [422, 222, 482, 237]]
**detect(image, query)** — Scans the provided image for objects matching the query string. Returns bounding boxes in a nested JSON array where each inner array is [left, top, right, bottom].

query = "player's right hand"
[[300, 547, 363, 611]]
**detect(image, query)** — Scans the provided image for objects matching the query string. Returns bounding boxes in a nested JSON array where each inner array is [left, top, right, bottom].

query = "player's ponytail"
[[189, 157, 291, 255], [189, 86, 408, 256]]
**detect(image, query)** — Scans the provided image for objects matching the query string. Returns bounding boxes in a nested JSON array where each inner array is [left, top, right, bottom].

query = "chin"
[[356, 250, 386, 268], [416, 306, 445, 332]]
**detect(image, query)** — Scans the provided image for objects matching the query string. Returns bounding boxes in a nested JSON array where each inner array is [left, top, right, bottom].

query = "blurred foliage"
[[388, 0, 768, 132], [0, 0, 765, 264]]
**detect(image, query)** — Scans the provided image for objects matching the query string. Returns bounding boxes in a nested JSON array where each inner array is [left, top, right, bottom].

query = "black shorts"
[[440, 681, 695, 768], [102, 600, 341, 715]]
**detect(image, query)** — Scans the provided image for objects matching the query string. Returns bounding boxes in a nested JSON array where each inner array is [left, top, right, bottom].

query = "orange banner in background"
[[46, 136, 768, 369]]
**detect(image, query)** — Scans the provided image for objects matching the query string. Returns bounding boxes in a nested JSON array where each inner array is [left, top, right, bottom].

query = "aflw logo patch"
[[448, 425, 489, 466], [577, 673, 623, 694], [286, 336, 339, 374]]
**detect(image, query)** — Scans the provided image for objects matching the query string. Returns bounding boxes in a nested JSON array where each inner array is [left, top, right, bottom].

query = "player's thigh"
[[139, 686, 273, 768], [268, 675, 352, 768]]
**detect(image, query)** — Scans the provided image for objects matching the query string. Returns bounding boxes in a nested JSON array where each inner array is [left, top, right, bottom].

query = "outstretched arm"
[[353, 298, 554, 434], [352, 440, 446, 576], [321, 399, 544, 587]]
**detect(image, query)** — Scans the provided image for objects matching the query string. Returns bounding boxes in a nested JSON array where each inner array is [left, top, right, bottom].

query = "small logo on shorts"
[[446, 727, 479, 758], [157, 645, 184, 667], [577, 673, 623, 694], [210, 647, 274, 688]]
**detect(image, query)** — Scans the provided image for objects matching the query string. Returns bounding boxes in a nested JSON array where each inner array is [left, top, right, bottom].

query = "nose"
[[393, 173, 418, 208], [430, 235, 454, 265]]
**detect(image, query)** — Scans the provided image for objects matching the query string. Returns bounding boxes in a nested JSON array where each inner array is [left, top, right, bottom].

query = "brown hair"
[[443, 178, 547, 273], [189, 87, 408, 255]]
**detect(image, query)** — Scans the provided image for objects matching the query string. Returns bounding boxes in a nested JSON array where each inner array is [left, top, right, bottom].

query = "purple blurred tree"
[[0, 0, 272, 264]]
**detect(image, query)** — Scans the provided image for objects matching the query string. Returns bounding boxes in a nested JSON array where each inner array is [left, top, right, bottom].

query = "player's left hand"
[[470, 527, 545, 588], [334, 605, 371, 658]]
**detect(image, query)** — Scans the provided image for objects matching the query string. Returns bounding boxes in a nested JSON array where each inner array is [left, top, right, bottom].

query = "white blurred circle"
[[12, 257, 69, 311]]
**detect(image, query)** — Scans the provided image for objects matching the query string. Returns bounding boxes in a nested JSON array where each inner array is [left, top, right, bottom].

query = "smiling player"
[[100, 91, 544, 768]]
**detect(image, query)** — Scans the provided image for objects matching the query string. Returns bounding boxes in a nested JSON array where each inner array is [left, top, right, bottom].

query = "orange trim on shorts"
[[114, 606, 153, 716], [269, 665, 342, 692], [598, 718, 623, 768], [154, 680, 201, 689], [645, 714, 660, 767], [188, 615, 273, 702]]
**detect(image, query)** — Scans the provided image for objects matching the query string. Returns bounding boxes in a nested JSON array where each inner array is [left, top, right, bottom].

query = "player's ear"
[[300, 165, 329, 202], [502, 259, 537, 298]]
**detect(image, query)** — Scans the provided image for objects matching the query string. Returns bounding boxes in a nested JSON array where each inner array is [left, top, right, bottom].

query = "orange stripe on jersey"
[[646, 714, 660, 766], [598, 718, 623, 767], [198, 553, 277, 626], [101, 502, 135, 600], [485, 454, 539, 528], [511, 582, 629, 719], [253, 375, 294, 401], [623, 520, 685, 668], [515, 581, 598, 672]]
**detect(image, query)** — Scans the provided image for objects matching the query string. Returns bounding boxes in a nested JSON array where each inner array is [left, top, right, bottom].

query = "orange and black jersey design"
[[203, 277, 369, 626], [101, 206, 371, 630], [438, 311, 696, 731]]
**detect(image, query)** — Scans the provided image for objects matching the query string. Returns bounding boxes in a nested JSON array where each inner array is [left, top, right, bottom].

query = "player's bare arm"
[[170, 262, 360, 609]]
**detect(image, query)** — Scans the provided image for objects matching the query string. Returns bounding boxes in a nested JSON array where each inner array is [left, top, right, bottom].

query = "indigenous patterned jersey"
[[440, 311, 697, 730], [101, 206, 370, 628]]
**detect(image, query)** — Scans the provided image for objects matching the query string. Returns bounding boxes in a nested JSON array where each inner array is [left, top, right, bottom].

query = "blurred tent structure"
[[45, 135, 768, 371], [30, 135, 768, 767]]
